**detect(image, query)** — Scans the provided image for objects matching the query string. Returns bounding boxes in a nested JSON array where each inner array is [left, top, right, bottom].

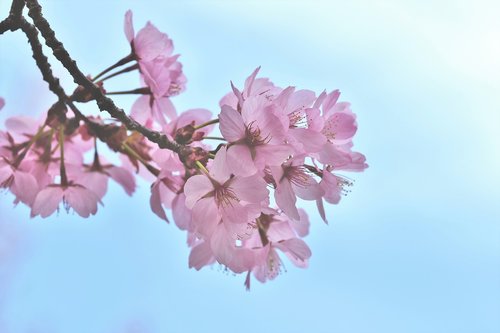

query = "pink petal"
[[306, 107, 324, 132], [219, 91, 238, 109], [254, 144, 292, 169], [226, 144, 257, 177], [172, 193, 192, 231], [318, 143, 352, 166], [231, 174, 269, 203], [291, 209, 310, 236], [174, 108, 212, 130], [64, 186, 99, 218], [322, 89, 341, 113], [135, 22, 172, 61], [274, 177, 300, 221], [79, 171, 108, 199], [243, 67, 261, 97], [210, 147, 231, 183], [183, 175, 213, 208], [153, 96, 176, 122], [267, 220, 296, 242], [313, 90, 327, 109], [325, 111, 357, 142], [226, 247, 256, 274], [0, 97, 5, 110], [130, 95, 152, 125], [316, 199, 328, 224], [321, 174, 341, 205], [5, 116, 39, 137], [230, 81, 244, 109], [210, 223, 234, 266], [276, 238, 311, 268], [289, 128, 326, 153], [292, 176, 324, 200], [11, 171, 39, 206], [189, 241, 215, 270], [192, 198, 220, 238], [0, 165, 13, 185], [107, 166, 136, 196], [124, 10, 135, 43], [150, 181, 168, 221], [31, 186, 64, 218], [286, 89, 316, 114], [219, 105, 245, 142]]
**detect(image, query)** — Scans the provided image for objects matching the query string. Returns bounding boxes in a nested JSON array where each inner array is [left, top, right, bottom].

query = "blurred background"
[[0, 0, 499, 332]]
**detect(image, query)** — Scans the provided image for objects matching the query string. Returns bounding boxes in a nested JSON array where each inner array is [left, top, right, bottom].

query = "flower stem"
[[58, 125, 68, 186], [12, 124, 46, 168], [195, 160, 209, 174], [106, 87, 150, 95], [193, 119, 219, 130], [202, 136, 226, 141], [92, 53, 135, 82], [121, 142, 159, 177], [97, 63, 139, 83]]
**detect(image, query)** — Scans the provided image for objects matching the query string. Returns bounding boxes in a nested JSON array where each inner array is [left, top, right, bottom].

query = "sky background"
[[1, 0, 499, 332]]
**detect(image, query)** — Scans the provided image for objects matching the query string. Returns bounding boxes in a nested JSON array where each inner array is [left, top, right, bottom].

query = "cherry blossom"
[[31, 183, 100, 218], [0, 6, 367, 289]]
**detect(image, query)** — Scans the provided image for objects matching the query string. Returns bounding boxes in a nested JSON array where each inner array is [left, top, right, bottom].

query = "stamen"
[[283, 165, 311, 188]]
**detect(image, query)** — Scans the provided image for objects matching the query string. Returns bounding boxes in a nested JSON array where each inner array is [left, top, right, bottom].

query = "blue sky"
[[0, 1, 499, 332]]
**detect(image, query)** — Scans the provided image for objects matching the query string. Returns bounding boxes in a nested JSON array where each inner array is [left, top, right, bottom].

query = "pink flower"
[[150, 169, 183, 222], [140, 56, 186, 98], [0, 163, 39, 206], [71, 159, 136, 200], [130, 95, 177, 128], [270, 155, 324, 221], [243, 211, 312, 289], [124, 10, 186, 128], [31, 184, 100, 218], [124, 10, 173, 62], [274, 87, 327, 154], [219, 100, 292, 177], [183, 147, 269, 238], [219, 67, 281, 110]]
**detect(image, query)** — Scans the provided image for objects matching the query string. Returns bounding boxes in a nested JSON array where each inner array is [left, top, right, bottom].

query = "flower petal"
[[226, 144, 257, 177], [192, 198, 220, 238], [189, 240, 215, 270], [31, 186, 64, 218], [219, 105, 245, 142], [124, 10, 135, 43], [183, 175, 213, 208], [64, 186, 99, 218]]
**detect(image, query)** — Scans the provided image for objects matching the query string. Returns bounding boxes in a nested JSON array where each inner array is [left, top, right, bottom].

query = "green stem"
[[195, 160, 209, 174], [122, 142, 159, 176], [193, 119, 219, 130], [12, 125, 46, 168], [202, 136, 226, 141]]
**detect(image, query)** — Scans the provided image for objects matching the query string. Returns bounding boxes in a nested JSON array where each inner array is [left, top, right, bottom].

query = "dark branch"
[[19, 17, 66, 101], [0, 0, 24, 34], [17, 16, 119, 145], [23, 0, 184, 154]]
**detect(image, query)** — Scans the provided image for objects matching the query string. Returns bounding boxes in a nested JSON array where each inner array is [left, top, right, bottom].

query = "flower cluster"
[[0, 10, 367, 288]]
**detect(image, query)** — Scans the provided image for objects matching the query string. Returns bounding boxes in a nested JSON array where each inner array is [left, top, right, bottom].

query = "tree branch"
[[0, 0, 24, 34], [18, 16, 66, 102]]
